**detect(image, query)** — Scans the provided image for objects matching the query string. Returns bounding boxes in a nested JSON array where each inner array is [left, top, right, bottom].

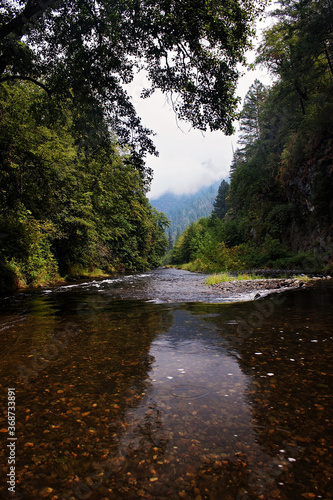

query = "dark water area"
[[0, 268, 332, 499]]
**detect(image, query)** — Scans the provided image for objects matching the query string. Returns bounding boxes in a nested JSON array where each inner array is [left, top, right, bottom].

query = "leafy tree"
[[0, 81, 169, 289], [0, 0, 265, 148], [0, 205, 59, 287], [257, 0, 333, 115], [171, 222, 197, 264], [0, 81, 78, 215]]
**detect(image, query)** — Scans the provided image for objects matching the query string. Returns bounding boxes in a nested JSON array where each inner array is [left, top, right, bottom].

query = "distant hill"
[[150, 180, 223, 244]]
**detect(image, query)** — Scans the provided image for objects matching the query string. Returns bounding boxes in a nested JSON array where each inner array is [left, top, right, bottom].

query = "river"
[[0, 268, 332, 499]]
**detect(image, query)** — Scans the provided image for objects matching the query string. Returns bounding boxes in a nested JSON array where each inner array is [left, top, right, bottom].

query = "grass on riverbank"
[[168, 241, 331, 275], [66, 265, 111, 279], [0, 260, 112, 295], [205, 272, 312, 286], [205, 272, 262, 285], [290, 274, 312, 282]]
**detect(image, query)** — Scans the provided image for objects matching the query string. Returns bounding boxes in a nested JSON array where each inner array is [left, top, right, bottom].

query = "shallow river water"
[[0, 268, 332, 499]]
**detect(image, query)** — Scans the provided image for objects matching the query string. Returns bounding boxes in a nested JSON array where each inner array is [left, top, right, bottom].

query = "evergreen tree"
[[167, 230, 173, 251], [238, 79, 268, 153], [212, 180, 229, 220]]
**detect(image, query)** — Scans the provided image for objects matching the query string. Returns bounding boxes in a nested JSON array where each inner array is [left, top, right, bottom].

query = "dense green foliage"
[[172, 0, 333, 273], [0, 0, 264, 140], [0, 82, 168, 291], [150, 181, 222, 245], [0, 0, 265, 291]]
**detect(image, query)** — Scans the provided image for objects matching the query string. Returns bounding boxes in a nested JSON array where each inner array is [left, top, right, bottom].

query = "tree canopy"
[[0, 0, 264, 150], [0, 0, 267, 291], [0, 81, 169, 291]]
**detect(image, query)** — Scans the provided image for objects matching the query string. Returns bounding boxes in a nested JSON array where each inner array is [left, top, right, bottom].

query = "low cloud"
[[126, 44, 272, 200]]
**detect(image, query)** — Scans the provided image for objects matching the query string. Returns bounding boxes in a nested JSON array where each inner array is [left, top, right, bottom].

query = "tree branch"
[[0, 75, 52, 97], [0, 0, 56, 42]]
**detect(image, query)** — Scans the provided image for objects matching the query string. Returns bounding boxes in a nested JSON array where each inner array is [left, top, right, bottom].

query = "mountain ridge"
[[150, 180, 224, 243]]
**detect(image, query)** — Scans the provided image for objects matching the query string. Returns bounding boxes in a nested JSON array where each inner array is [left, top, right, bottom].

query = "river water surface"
[[0, 268, 332, 499]]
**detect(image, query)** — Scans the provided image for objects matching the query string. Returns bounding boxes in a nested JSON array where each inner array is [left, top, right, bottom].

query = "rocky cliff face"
[[281, 133, 333, 258]]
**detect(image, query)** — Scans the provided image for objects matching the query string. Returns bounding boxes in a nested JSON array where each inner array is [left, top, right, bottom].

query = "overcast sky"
[[127, 10, 275, 199]]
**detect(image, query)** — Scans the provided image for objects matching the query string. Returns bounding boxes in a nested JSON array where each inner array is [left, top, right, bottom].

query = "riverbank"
[[1, 265, 331, 304], [0, 265, 112, 295], [166, 265, 332, 298], [206, 275, 332, 299]]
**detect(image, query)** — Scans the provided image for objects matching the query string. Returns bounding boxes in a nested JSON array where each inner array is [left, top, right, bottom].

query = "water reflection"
[[198, 283, 333, 499], [0, 271, 332, 499]]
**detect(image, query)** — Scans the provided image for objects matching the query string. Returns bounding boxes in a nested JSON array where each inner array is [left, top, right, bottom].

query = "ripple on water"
[[170, 383, 211, 399]]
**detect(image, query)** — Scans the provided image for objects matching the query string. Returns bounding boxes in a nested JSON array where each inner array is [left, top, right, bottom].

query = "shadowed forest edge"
[[168, 1, 333, 274], [1, 1, 333, 292]]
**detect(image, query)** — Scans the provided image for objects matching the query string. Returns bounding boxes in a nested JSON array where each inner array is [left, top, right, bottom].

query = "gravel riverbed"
[[208, 276, 331, 299]]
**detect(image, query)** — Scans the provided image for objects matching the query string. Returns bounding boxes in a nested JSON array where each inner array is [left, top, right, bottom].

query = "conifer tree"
[[238, 79, 268, 152], [212, 180, 229, 220]]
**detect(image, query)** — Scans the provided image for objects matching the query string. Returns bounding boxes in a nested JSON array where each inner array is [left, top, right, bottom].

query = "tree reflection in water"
[[0, 273, 331, 499]]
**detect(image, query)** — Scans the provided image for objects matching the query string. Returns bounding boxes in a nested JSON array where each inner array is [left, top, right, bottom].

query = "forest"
[[171, 0, 333, 274], [0, 81, 170, 291], [0, 0, 263, 292], [1, 0, 332, 292], [151, 181, 221, 247]]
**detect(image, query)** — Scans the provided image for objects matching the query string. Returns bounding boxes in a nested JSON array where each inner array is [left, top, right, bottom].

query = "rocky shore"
[[208, 276, 331, 300]]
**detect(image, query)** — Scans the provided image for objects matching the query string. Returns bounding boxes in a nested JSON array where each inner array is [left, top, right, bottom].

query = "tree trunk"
[[324, 45, 333, 77]]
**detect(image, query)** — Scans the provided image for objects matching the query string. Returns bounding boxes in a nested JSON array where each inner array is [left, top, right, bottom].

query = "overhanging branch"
[[0, 0, 56, 42], [0, 75, 52, 97]]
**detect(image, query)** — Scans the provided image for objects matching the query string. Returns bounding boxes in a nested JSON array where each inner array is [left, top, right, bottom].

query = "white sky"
[[126, 9, 275, 199]]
